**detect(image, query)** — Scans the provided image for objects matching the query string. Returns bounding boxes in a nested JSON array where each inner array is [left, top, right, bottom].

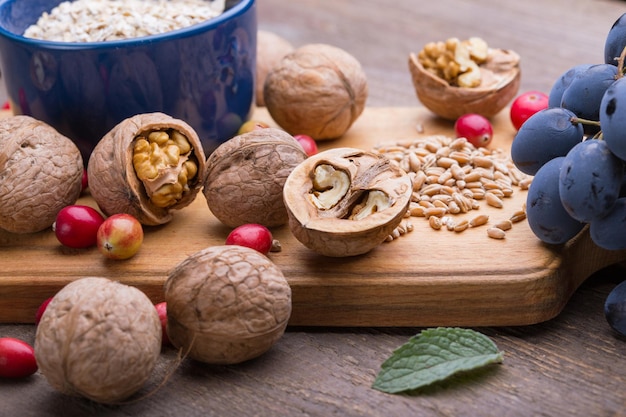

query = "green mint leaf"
[[372, 327, 504, 394]]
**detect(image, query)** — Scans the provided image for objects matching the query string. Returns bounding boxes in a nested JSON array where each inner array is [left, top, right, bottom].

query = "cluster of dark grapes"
[[510, 14, 626, 336], [511, 13, 626, 251]]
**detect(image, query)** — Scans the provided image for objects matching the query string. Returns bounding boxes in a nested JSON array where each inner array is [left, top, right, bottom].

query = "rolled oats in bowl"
[[0, 0, 256, 161], [23, 0, 226, 42]]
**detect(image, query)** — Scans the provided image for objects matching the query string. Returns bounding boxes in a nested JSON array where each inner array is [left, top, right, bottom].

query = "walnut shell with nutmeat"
[[0, 115, 83, 233], [203, 127, 307, 228], [408, 47, 521, 120], [164, 245, 292, 365], [263, 43, 368, 140], [87, 112, 206, 226], [283, 147, 412, 257]]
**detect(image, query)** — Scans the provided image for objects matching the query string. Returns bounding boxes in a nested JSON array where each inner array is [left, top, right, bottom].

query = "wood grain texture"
[[1, 271, 625, 417], [3, 0, 626, 416], [4, 107, 625, 327]]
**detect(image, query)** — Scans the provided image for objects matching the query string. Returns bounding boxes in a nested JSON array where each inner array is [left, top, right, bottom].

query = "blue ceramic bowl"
[[0, 0, 256, 160]]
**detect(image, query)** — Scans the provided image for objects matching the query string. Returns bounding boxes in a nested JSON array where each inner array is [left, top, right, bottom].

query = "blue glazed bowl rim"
[[0, 0, 254, 50]]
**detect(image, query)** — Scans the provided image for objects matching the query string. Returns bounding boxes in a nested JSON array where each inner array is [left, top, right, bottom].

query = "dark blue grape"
[[559, 139, 624, 223], [511, 107, 583, 175], [548, 64, 593, 108], [600, 77, 626, 160], [560, 64, 618, 134], [526, 157, 585, 245], [590, 197, 626, 250], [604, 13, 626, 65], [605, 280, 626, 336]]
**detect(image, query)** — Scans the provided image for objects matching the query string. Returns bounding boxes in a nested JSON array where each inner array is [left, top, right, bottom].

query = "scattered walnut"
[[256, 30, 294, 107], [34, 277, 162, 404], [283, 147, 412, 257], [202, 127, 307, 228], [263, 43, 368, 140], [88, 112, 206, 225], [164, 245, 292, 365], [0, 115, 83, 233]]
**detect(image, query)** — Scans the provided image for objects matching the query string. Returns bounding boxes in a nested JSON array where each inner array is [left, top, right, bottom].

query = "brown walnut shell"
[[164, 245, 292, 365], [263, 43, 368, 140], [0, 115, 83, 233], [256, 30, 294, 107], [34, 277, 162, 404], [87, 112, 206, 226], [203, 127, 307, 228], [283, 147, 412, 257], [408, 48, 521, 120]]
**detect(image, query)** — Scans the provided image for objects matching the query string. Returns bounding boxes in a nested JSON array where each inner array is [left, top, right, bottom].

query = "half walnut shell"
[[283, 147, 412, 257], [87, 112, 206, 226], [408, 48, 521, 120]]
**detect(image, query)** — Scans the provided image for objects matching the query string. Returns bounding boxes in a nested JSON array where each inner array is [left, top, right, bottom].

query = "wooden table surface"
[[3, 0, 626, 416]]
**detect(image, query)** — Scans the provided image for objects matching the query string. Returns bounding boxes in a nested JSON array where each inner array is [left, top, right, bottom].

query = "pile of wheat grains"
[[373, 135, 530, 241]]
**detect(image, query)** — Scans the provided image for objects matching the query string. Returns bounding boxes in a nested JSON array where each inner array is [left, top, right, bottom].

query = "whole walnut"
[[0, 115, 83, 233], [263, 43, 368, 140], [34, 277, 162, 404], [202, 127, 307, 228], [164, 245, 292, 365], [256, 30, 294, 107]]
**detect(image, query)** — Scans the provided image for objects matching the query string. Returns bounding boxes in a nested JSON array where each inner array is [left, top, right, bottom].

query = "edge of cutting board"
[[1, 106, 624, 327]]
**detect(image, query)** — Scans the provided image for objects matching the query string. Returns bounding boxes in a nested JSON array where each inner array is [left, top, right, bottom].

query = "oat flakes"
[[23, 0, 225, 42]]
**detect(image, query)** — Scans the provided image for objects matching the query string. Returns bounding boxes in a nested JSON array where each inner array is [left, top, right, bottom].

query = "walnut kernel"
[[417, 37, 489, 88]]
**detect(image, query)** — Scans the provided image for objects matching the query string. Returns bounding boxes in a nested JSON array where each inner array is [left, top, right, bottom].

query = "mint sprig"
[[372, 327, 504, 394]]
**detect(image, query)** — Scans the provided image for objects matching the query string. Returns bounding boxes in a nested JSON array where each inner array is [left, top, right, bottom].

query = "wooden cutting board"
[[2, 107, 625, 327]]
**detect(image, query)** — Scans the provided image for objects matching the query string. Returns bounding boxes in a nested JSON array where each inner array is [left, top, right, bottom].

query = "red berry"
[[0, 337, 38, 378], [510, 90, 549, 131], [96, 213, 144, 260], [35, 297, 53, 325], [225, 223, 273, 255], [81, 169, 89, 192], [53, 205, 105, 248], [154, 302, 171, 346], [293, 134, 318, 156], [454, 113, 493, 148]]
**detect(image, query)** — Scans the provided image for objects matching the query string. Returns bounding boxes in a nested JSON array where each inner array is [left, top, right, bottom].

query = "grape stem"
[[570, 117, 601, 127], [570, 117, 603, 140], [617, 46, 626, 78]]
